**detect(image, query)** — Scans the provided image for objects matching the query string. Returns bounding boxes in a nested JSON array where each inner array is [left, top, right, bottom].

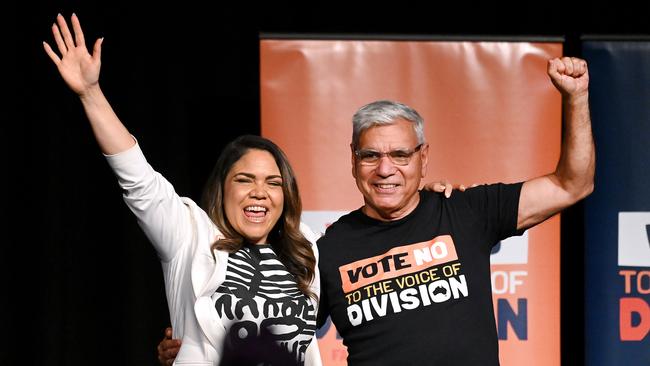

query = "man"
[[315, 56, 593, 365], [159, 56, 594, 365]]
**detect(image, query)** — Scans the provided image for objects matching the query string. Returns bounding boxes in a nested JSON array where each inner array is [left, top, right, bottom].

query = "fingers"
[[47, 13, 101, 64], [92, 37, 104, 62], [422, 181, 444, 192], [428, 180, 453, 198], [444, 183, 452, 198], [429, 181, 452, 197], [56, 13, 76, 51], [164, 327, 173, 338], [71, 13, 86, 50], [433, 182, 446, 193], [42, 41, 61, 65], [157, 347, 175, 366], [443, 182, 480, 197], [52, 22, 67, 56], [549, 57, 587, 78], [157, 337, 181, 366], [570, 57, 588, 77], [564, 57, 574, 75], [423, 180, 481, 198], [163, 342, 181, 355]]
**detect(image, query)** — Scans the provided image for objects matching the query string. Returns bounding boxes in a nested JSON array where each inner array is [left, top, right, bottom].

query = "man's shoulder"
[[317, 209, 364, 244], [460, 182, 524, 202]]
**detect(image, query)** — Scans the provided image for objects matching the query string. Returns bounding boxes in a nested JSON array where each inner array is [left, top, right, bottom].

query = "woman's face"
[[224, 149, 284, 244]]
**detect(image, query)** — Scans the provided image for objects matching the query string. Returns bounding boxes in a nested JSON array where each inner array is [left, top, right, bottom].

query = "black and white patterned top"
[[212, 243, 317, 365]]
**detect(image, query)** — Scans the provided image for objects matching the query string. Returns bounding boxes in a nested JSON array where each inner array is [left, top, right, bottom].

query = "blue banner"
[[584, 40, 650, 365]]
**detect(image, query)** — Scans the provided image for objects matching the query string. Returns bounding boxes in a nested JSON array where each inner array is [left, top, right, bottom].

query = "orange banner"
[[261, 38, 562, 366]]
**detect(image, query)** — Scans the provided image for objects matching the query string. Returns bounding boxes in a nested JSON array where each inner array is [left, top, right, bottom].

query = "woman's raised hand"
[[43, 14, 103, 96]]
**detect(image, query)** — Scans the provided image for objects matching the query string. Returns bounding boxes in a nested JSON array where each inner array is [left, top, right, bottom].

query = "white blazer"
[[105, 142, 322, 365]]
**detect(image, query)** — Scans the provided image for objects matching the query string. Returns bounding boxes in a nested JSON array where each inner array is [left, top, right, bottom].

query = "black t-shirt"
[[317, 184, 523, 366]]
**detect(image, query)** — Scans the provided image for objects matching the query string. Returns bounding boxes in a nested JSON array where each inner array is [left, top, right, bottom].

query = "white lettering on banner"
[[618, 212, 650, 267], [490, 230, 529, 265], [491, 271, 528, 294]]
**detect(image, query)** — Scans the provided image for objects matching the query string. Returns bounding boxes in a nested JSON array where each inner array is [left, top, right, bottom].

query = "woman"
[[44, 14, 321, 365]]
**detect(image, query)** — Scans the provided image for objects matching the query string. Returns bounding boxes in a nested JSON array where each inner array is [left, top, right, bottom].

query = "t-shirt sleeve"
[[463, 182, 524, 244]]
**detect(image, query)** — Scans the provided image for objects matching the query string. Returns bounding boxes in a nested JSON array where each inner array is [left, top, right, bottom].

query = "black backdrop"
[[4, 1, 648, 365]]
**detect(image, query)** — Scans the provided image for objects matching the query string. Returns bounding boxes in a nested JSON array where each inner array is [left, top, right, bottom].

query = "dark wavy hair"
[[202, 135, 316, 300]]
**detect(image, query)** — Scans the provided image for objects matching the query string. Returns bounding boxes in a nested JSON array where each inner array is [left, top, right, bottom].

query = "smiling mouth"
[[373, 183, 399, 190], [244, 205, 268, 222]]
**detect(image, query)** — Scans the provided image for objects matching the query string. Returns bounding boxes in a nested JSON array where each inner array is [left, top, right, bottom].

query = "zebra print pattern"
[[212, 244, 316, 365]]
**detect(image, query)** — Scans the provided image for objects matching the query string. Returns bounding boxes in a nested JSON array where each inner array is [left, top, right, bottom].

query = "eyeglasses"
[[354, 144, 423, 166]]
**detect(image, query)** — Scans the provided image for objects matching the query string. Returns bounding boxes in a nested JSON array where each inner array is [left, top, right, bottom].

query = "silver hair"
[[351, 100, 426, 149]]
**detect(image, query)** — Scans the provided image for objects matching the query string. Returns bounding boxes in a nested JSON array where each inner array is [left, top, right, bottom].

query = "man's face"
[[352, 119, 428, 221]]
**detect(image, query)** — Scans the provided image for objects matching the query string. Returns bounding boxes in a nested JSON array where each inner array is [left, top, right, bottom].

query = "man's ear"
[[420, 143, 430, 178]]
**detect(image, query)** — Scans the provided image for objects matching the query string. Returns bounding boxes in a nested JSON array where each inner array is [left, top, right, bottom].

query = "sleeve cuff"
[[103, 136, 153, 187]]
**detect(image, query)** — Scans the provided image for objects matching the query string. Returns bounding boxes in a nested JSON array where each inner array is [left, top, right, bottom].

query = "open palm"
[[43, 14, 103, 96]]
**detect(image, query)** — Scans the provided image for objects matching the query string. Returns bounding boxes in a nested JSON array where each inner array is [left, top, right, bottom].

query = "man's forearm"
[[554, 93, 595, 201]]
